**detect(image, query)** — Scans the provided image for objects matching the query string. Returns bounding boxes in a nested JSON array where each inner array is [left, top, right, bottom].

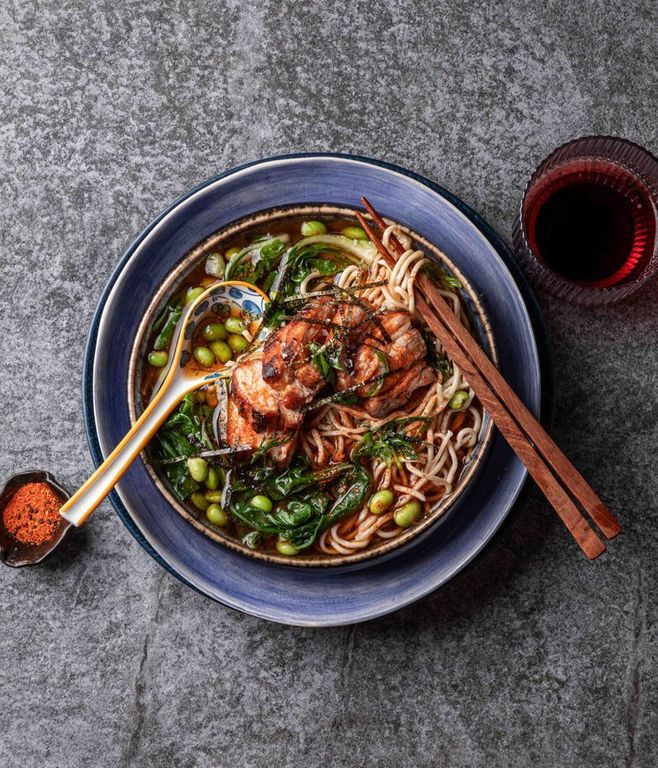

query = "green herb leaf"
[[422, 261, 463, 291], [443, 273, 462, 289], [429, 348, 453, 379], [242, 531, 261, 549], [250, 434, 293, 464], [333, 392, 359, 406], [225, 237, 286, 284], [351, 417, 431, 469], [153, 302, 182, 350], [363, 350, 389, 397], [155, 393, 214, 499], [228, 462, 370, 551], [308, 341, 334, 382]]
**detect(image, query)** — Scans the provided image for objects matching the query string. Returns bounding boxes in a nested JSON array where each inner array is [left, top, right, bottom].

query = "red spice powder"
[[2, 482, 63, 545]]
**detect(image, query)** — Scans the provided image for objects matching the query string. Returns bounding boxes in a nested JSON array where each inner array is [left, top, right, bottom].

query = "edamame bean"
[[209, 340, 232, 363], [205, 252, 225, 278], [205, 490, 223, 503], [206, 504, 228, 527], [249, 495, 273, 513], [202, 322, 228, 341], [225, 246, 241, 260], [276, 539, 299, 556], [193, 346, 215, 368], [393, 501, 422, 528], [341, 226, 368, 240], [228, 334, 249, 354], [205, 468, 219, 491], [369, 489, 394, 515], [225, 317, 247, 334], [301, 220, 327, 237], [448, 390, 469, 410], [147, 351, 168, 368], [190, 492, 210, 512], [184, 286, 204, 305], [187, 457, 209, 483]]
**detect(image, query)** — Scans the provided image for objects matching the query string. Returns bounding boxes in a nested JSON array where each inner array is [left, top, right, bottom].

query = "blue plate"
[[84, 154, 548, 626]]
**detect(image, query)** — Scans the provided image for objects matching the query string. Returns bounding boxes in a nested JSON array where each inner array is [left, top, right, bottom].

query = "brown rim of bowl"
[[127, 204, 497, 567]]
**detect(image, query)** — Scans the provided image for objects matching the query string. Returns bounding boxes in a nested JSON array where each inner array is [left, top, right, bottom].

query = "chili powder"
[[2, 482, 63, 545]]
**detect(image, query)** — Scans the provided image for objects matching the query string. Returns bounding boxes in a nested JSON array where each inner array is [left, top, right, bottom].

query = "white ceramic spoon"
[[59, 280, 268, 527]]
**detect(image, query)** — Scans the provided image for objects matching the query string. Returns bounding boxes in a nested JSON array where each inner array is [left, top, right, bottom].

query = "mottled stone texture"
[[0, 0, 657, 765]]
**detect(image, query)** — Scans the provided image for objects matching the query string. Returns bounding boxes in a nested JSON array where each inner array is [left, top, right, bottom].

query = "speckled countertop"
[[1, 1, 657, 766]]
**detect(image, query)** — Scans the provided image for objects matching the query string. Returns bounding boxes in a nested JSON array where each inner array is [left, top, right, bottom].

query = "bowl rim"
[[126, 203, 498, 567]]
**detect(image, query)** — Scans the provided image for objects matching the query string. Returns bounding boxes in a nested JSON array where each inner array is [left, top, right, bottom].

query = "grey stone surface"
[[0, 0, 657, 765]]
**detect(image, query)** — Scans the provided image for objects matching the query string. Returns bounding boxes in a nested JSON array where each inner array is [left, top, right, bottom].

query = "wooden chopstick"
[[356, 201, 620, 558], [361, 198, 621, 540]]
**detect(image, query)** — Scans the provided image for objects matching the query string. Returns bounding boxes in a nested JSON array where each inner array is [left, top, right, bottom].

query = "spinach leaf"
[[155, 393, 213, 499], [422, 261, 463, 291], [153, 302, 183, 350], [351, 417, 431, 469], [281, 243, 349, 295], [324, 464, 371, 524], [225, 237, 286, 284], [269, 458, 319, 498], [228, 462, 371, 551], [162, 461, 200, 501]]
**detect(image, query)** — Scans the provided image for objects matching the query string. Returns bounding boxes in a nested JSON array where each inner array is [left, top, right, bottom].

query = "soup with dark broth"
[[140, 215, 483, 560]]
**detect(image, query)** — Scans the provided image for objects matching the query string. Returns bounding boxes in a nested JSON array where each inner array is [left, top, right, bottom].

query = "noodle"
[[301, 224, 481, 555]]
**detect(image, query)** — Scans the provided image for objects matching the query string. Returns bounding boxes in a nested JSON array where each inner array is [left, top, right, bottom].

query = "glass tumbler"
[[513, 136, 658, 305]]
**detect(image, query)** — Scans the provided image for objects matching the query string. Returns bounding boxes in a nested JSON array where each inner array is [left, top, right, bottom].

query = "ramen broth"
[[140, 214, 482, 559]]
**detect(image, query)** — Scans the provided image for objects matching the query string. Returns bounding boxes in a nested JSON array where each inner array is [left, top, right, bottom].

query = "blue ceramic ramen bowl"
[[84, 153, 550, 626], [129, 204, 497, 568]]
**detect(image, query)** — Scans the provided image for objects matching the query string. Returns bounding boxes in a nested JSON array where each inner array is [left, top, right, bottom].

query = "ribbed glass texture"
[[513, 136, 658, 305]]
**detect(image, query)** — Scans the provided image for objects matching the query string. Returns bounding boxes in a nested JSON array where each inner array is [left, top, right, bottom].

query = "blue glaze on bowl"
[[84, 154, 547, 627], [242, 299, 261, 315]]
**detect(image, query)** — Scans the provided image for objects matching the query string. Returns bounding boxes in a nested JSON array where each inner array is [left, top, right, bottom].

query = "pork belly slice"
[[262, 298, 338, 409], [336, 307, 429, 402], [227, 357, 301, 464], [376, 311, 427, 371], [363, 364, 436, 419]]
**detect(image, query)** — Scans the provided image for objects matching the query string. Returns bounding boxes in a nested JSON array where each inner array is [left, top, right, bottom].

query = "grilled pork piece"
[[227, 297, 436, 463], [335, 305, 432, 410], [227, 356, 300, 464], [262, 298, 338, 409], [377, 311, 427, 371], [363, 364, 436, 418]]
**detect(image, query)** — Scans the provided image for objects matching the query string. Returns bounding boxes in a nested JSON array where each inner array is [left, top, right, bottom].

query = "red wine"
[[523, 159, 656, 288]]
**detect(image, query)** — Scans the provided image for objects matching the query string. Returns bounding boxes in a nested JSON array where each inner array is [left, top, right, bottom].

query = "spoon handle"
[[60, 379, 204, 527]]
